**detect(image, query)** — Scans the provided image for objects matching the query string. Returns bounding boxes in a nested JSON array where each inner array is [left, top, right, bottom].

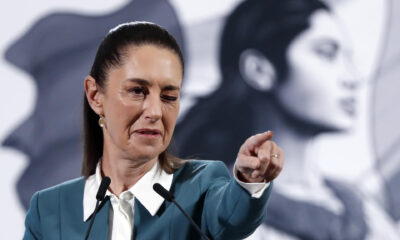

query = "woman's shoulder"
[[32, 177, 85, 203], [25, 177, 86, 238]]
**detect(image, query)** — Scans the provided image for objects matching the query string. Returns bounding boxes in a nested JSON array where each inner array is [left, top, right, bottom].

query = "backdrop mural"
[[1, 0, 399, 239]]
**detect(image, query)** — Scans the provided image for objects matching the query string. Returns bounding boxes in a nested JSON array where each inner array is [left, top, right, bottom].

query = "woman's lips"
[[339, 97, 356, 116], [133, 128, 162, 138]]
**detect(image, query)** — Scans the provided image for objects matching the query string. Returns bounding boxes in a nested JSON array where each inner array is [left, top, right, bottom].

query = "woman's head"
[[275, 9, 358, 132], [220, 0, 358, 132], [220, 0, 329, 86], [83, 22, 184, 177]]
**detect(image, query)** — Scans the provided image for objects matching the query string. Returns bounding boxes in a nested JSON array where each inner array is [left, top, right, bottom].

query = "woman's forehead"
[[108, 45, 183, 87], [305, 10, 350, 49]]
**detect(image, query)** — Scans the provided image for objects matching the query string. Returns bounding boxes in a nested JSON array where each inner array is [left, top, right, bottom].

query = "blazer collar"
[[83, 160, 173, 221]]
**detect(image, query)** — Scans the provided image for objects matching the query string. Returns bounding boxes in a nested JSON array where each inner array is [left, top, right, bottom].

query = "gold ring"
[[271, 154, 279, 158]]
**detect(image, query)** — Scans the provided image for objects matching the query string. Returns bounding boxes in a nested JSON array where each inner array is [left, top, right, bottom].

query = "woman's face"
[[275, 10, 358, 131], [100, 44, 182, 161]]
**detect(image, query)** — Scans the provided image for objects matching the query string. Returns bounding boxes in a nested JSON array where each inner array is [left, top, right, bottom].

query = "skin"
[[271, 10, 359, 188], [85, 44, 284, 197], [276, 10, 358, 131], [235, 131, 284, 183]]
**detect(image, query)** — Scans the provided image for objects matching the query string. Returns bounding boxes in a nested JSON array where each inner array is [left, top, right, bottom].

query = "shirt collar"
[[83, 160, 173, 221]]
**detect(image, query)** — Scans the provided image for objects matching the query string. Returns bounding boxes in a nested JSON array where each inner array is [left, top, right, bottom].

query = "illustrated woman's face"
[[276, 10, 358, 131]]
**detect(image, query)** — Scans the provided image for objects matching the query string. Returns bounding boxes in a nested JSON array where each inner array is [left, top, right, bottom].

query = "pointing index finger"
[[246, 131, 274, 153]]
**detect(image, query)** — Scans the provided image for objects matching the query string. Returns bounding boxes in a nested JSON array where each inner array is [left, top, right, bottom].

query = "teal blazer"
[[23, 160, 272, 240]]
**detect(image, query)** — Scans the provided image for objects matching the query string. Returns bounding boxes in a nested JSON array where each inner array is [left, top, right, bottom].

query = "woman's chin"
[[127, 145, 163, 161], [317, 119, 354, 133]]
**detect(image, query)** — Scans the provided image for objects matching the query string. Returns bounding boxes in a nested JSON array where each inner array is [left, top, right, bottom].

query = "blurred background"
[[1, 0, 399, 238]]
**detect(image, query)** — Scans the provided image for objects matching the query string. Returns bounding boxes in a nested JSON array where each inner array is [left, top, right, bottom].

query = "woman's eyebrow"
[[163, 85, 180, 91], [126, 78, 152, 86], [126, 78, 180, 91]]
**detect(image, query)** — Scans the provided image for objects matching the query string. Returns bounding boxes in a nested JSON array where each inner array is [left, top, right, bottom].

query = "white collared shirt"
[[83, 161, 269, 240]]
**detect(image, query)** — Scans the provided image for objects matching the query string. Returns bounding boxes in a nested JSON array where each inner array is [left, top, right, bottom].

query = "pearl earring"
[[98, 116, 105, 128]]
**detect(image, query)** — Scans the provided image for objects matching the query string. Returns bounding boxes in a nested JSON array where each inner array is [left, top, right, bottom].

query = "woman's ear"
[[239, 49, 277, 91], [84, 75, 104, 115]]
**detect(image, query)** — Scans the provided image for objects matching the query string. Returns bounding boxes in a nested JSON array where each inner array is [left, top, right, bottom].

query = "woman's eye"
[[313, 41, 339, 61], [129, 87, 147, 95], [161, 95, 178, 101], [316, 48, 337, 60]]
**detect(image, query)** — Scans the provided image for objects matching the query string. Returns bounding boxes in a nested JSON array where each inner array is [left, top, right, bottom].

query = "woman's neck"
[[251, 100, 323, 186], [100, 143, 157, 197]]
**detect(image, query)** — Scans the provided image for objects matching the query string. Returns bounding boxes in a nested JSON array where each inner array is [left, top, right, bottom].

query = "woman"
[[4, 0, 185, 210], [23, 22, 284, 240], [175, 0, 399, 239]]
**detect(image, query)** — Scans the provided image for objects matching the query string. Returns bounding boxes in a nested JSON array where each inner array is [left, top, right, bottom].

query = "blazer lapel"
[[59, 178, 110, 240]]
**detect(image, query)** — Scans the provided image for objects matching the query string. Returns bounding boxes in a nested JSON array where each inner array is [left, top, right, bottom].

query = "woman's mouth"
[[133, 128, 162, 138], [339, 97, 356, 116]]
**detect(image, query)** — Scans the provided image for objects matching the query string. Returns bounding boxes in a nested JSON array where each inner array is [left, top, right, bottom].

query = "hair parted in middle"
[[82, 21, 185, 178]]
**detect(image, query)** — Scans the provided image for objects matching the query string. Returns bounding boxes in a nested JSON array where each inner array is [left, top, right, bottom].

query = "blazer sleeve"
[[200, 161, 272, 240], [23, 192, 42, 240]]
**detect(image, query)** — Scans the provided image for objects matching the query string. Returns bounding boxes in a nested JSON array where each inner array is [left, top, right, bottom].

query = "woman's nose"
[[341, 58, 361, 91], [341, 74, 359, 90], [143, 94, 162, 122]]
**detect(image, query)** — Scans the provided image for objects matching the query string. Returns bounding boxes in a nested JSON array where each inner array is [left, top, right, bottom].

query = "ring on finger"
[[271, 153, 279, 158]]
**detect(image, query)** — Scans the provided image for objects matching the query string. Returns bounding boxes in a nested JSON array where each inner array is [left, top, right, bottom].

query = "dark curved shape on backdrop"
[[3, 0, 185, 210]]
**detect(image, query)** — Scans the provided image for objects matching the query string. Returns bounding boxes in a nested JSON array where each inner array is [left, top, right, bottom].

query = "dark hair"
[[219, 0, 329, 97], [83, 21, 185, 178]]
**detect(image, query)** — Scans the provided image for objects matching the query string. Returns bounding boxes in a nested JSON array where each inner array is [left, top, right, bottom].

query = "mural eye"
[[314, 41, 339, 61]]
